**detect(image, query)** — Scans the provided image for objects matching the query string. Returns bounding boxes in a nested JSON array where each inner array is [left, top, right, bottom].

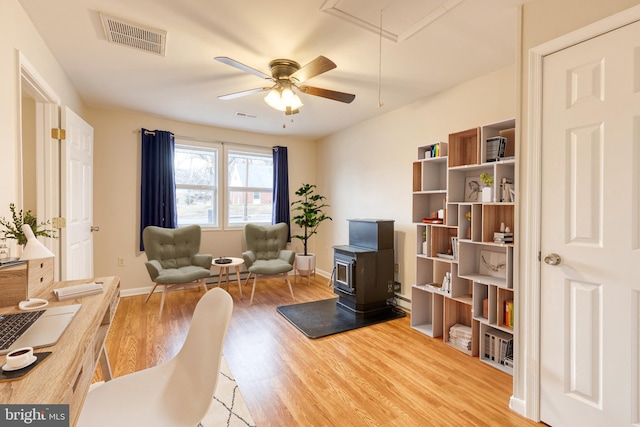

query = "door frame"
[[18, 51, 62, 279], [523, 4, 640, 421]]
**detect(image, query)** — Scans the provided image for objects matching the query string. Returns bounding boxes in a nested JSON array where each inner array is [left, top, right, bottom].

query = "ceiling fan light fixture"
[[264, 84, 303, 112]]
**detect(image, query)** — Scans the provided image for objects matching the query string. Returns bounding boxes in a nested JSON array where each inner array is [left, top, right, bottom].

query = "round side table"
[[212, 257, 244, 298]]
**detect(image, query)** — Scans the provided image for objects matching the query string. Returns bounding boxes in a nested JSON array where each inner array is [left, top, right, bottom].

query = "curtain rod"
[[135, 129, 271, 151]]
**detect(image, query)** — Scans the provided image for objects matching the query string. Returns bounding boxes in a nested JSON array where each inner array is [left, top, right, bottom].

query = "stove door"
[[335, 259, 355, 293]]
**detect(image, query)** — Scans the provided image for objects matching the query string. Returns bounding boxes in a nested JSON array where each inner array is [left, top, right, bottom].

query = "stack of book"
[[494, 232, 513, 244], [449, 323, 472, 351]]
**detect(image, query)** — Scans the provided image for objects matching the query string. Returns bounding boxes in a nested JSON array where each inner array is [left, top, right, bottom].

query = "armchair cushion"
[[247, 258, 293, 275]]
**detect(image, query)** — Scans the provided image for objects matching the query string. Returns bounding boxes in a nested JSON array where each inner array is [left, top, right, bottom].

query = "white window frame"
[[174, 139, 222, 230], [224, 145, 273, 230]]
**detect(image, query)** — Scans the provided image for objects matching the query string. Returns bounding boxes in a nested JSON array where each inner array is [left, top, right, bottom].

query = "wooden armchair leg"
[[244, 272, 252, 287], [249, 275, 258, 305], [158, 285, 168, 320], [284, 273, 294, 301], [145, 283, 160, 303]]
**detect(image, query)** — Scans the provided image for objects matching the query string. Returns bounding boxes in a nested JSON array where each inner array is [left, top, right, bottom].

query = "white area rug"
[[199, 357, 256, 427]]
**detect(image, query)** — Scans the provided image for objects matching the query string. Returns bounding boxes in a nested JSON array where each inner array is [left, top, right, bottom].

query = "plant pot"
[[295, 254, 315, 276], [482, 186, 494, 202]]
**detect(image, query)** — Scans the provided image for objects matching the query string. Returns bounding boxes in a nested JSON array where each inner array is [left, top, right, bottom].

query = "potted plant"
[[480, 173, 494, 202], [291, 183, 332, 278], [0, 203, 56, 246]]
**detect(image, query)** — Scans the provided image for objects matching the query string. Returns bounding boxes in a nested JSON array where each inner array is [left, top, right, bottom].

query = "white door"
[[540, 20, 640, 426], [60, 107, 94, 280]]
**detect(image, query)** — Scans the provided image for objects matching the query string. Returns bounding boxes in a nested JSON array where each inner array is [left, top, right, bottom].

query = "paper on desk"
[[54, 282, 103, 301]]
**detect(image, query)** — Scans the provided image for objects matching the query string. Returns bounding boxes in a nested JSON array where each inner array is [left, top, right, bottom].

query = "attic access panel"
[[320, 0, 465, 42]]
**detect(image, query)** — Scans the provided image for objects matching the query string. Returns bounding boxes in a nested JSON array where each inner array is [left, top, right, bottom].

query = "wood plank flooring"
[[98, 274, 543, 426]]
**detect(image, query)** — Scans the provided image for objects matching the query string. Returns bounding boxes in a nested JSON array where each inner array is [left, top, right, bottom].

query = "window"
[[174, 144, 219, 227], [227, 149, 273, 227]]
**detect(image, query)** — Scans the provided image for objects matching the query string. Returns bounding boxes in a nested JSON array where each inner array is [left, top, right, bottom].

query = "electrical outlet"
[[117, 257, 125, 267], [394, 263, 399, 273]]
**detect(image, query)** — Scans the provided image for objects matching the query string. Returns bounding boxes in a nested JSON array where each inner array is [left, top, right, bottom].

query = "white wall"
[[86, 107, 317, 292], [315, 65, 516, 305]]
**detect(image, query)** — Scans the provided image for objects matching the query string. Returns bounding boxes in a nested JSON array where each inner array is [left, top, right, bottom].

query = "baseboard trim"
[[509, 395, 526, 417], [121, 269, 332, 298]]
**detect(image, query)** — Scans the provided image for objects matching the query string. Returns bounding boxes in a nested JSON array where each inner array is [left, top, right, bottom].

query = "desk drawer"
[[28, 257, 54, 298]]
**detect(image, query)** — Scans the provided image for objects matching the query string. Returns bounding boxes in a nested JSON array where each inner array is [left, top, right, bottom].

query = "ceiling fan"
[[214, 56, 356, 115]]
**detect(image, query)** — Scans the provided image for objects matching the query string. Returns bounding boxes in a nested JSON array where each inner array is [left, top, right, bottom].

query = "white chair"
[[77, 288, 233, 427]]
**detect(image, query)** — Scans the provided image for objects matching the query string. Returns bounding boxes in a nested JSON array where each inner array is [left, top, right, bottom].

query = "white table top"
[[212, 256, 244, 268]]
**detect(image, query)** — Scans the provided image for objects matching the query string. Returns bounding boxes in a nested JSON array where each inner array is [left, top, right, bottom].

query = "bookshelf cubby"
[[448, 128, 480, 167], [411, 119, 516, 375]]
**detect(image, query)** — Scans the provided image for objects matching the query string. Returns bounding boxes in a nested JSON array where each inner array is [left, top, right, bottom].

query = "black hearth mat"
[[277, 298, 406, 339]]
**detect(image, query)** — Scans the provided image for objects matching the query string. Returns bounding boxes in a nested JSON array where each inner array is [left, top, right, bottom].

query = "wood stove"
[[333, 219, 395, 317]]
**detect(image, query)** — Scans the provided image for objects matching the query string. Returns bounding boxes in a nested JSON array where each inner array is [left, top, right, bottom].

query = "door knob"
[[544, 253, 561, 266], [90, 226, 100, 232]]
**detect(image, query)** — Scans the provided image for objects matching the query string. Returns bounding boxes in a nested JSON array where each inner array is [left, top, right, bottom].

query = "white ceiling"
[[19, 0, 526, 139]]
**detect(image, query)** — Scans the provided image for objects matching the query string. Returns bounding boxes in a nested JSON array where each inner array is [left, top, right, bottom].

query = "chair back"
[[244, 223, 288, 260], [170, 287, 234, 420], [76, 287, 233, 427], [143, 225, 202, 269]]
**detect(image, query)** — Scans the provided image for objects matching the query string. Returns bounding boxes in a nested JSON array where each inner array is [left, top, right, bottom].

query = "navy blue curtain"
[[272, 146, 290, 240], [140, 128, 177, 250]]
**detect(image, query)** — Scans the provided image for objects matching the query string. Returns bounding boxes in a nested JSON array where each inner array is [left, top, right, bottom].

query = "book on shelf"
[[424, 142, 447, 159], [441, 272, 451, 293], [436, 253, 455, 260], [486, 136, 507, 162], [504, 300, 514, 327], [483, 328, 513, 366], [500, 177, 514, 202], [451, 236, 459, 260], [422, 218, 443, 224]]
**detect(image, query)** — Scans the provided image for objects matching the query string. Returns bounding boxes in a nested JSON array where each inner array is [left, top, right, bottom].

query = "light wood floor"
[[98, 274, 543, 427]]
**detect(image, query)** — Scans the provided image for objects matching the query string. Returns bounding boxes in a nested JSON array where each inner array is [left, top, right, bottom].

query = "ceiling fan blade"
[[290, 56, 336, 83], [299, 86, 356, 103], [218, 87, 270, 100], [214, 57, 272, 80]]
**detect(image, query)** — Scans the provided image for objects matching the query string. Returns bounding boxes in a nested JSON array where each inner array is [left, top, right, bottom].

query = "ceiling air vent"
[[235, 112, 257, 119], [100, 13, 167, 56]]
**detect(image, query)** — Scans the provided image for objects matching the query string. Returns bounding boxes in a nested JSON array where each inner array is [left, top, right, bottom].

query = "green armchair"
[[143, 225, 212, 318], [242, 223, 295, 305]]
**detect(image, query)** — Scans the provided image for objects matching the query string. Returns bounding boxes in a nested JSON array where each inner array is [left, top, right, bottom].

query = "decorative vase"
[[482, 186, 493, 202]]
